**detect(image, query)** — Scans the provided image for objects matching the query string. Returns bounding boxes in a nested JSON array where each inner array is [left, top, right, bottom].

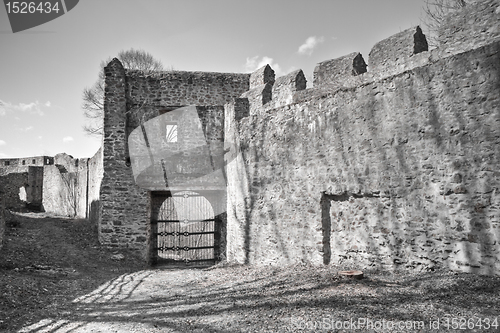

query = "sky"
[[0, 0, 429, 159]]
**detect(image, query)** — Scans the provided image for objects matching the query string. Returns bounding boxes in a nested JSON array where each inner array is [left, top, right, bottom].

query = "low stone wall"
[[0, 194, 4, 251], [88, 147, 103, 225], [0, 172, 29, 211], [42, 153, 88, 218]]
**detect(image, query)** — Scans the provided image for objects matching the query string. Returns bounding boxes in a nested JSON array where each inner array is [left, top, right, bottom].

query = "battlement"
[[91, 0, 500, 273], [237, 0, 500, 115]]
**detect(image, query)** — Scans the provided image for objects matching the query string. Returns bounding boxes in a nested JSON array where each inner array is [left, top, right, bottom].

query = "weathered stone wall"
[[0, 172, 29, 211], [126, 70, 250, 107], [42, 153, 88, 218], [96, 0, 500, 273], [313, 52, 367, 87], [27, 166, 43, 209], [226, 3, 500, 274], [368, 26, 428, 71], [100, 58, 252, 257], [0, 156, 53, 171], [88, 147, 103, 225], [271, 70, 307, 109], [438, 0, 500, 52], [0, 189, 5, 251]]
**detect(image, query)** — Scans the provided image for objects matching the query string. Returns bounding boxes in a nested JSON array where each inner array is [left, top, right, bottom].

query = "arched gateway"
[[149, 190, 222, 266]]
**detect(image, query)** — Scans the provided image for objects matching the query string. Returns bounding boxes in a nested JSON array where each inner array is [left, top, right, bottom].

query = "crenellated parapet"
[[240, 81, 272, 115], [313, 52, 367, 88], [249, 64, 275, 89], [94, 0, 500, 272], [272, 69, 307, 109], [368, 26, 428, 72]]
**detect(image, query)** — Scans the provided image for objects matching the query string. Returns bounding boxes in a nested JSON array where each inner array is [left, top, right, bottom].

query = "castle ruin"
[[1, 0, 500, 274]]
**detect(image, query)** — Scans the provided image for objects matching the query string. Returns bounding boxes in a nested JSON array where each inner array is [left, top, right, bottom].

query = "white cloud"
[[18, 126, 34, 132], [63, 136, 74, 143], [298, 36, 325, 55], [0, 140, 6, 146], [244, 56, 283, 76], [0, 100, 6, 116], [0, 99, 49, 116]]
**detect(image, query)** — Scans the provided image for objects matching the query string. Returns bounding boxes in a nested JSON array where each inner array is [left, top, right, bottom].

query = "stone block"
[[240, 83, 272, 115], [249, 64, 275, 89], [438, 0, 500, 51], [272, 70, 307, 108], [313, 52, 367, 87], [368, 26, 428, 72]]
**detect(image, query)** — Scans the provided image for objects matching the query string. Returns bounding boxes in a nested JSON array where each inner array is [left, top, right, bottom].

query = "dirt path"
[[16, 265, 500, 333]]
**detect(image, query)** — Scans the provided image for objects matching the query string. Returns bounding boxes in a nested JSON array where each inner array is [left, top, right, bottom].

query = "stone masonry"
[[2, 0, 499, 275], [94, 0, 500, 274]]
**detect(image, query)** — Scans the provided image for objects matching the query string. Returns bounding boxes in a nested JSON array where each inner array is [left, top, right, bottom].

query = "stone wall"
[[100, 58, 253, 256], [0, 190, 4, 251], [95, 0, 500, 273], [88, 147, 103, 225], [99, 59, 152, 254], [225, 2, 500, 274], [27, 166, 43, 209], [438, 0, 500, 52], [126, 70, 251, 108], [0, 172, 29, 211], [42, 153, 88, 217]]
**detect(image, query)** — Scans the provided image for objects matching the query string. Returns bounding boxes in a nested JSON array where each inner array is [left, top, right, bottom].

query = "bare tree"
[[82, 49, 165, 136], [422, 0, 469, 46]]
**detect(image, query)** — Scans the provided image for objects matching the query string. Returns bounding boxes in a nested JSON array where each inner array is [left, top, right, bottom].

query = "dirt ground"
[[1, 212, 500, 333], [0, 212, 146, 332]]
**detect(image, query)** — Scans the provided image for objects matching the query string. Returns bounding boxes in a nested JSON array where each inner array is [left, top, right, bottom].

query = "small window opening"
[[22, 160, 25, 165], [166, 124, 178, 143], [5, 161, 10, 166], [32, 159, 35, 164]]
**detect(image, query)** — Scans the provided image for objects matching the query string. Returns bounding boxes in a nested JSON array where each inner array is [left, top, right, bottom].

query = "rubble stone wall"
[[99, 60, 251, 256], [0, 172, 29, 211], [0, 190, 4, 251], [226, 1, 500, 274], [42, 154, 88, 218]]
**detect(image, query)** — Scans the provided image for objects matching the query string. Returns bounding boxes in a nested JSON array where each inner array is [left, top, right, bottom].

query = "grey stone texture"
[[93, 0, 500, 274], [0, 172, 29, 210], [227, 42, 500, 274], [0, 191, 4, 251], [249, 65, 275, 89], [0, 156, 53, 176], [3, 0, 498, 275], [313, 52, 367, 87], [99, 59, 252, 257], [99, 59, 149, 250], [0, 152, 103, 219], [240, 83, 273, 115], [369, 26, 428, 71], [42, 153, 89, 217], [88, 147, 103, 225], [272, 70, 307, 109], [438, 0, 500, 52]]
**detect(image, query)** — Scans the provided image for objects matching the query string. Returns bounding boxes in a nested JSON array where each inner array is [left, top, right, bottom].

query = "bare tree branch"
[[422, 0, 470, 47], [82, 49, 167, 137]]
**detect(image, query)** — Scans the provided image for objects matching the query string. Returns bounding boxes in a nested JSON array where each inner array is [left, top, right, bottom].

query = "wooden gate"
[[151, 191, 219, 266]]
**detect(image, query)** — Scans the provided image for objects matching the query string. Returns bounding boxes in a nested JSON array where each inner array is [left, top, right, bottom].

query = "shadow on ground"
[[16, 264, 500, 333]]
